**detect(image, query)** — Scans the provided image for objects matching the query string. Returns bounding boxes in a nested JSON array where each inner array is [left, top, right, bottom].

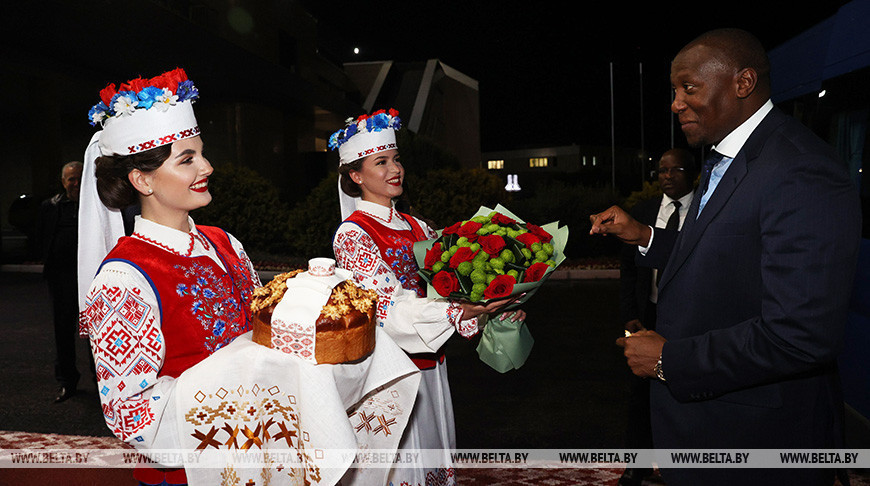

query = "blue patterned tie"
[[700, 150, 724, 195]]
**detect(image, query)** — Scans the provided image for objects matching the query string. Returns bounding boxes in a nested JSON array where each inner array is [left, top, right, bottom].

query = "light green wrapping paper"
[[412, 204, 569, 372], [476, 314, 534, 373]]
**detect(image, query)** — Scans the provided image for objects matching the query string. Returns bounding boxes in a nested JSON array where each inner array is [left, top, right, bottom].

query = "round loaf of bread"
[[250, 268, 378, 364]]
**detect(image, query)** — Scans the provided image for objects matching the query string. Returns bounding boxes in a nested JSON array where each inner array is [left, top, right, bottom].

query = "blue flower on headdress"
[[176, 80, 199, 102], [137, 86, 164, 110], [369, 113, 389, 131], [88, 101, 109, 126]]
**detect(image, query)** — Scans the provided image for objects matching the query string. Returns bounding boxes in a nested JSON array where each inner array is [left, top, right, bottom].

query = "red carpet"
[[1, 431, 869, 485]]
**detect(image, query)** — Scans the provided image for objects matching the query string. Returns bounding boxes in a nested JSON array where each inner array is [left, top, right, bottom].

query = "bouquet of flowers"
[[414, 204, 568, 305], [412, 205, 569, 373]]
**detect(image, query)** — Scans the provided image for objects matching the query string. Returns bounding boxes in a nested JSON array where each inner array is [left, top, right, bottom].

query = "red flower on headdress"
[[388, 108, 399, 117], [156, 68, 187, 92], [120, 77, 149, 93], [99, 83, 118, 106]]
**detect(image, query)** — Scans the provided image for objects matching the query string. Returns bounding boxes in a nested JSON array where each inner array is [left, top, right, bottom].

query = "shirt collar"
[[662, 190, 694, 209], [132, 215, 203, 255], [356, 200, 398, 220], [712, 99, 774, 159]]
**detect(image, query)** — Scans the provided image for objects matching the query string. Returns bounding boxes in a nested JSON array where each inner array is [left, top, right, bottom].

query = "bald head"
[[682, 28, 771, 98], [670, 28, 771, 146]]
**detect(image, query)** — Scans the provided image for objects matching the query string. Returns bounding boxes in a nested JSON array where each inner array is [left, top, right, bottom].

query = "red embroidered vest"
[[101, 226, 255, 379], [346, 210, 428, 297], [346, 211, 445, 369]]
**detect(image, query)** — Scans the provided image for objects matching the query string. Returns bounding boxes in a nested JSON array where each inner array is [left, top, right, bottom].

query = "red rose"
[[478, 234, 506, 256], [449, 246, 478, 268], [442, 221, 462, 235], [484, 274, 516, 300], [389, 108, 399, 117], [526, 223, 552, 243], [424, 242, 443, 268], [432, 270, 459, 297], [516, 232, 541, 248], [456, 221, 483, 239], [99, 83, 118, 106], [525, 262, 551, 282], [490, 213, 517, 225]]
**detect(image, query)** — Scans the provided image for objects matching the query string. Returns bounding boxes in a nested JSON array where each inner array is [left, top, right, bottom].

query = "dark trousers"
[[624, 302, 657, 460], [47, 274, 87, 388]]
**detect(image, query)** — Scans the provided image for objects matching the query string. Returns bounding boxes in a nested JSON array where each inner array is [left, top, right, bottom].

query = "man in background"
[[38, 161, 87, 403], [617, 148, 696, 486]]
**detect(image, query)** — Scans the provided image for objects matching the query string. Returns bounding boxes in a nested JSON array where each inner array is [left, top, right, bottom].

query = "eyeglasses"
[[656, 167, 686, 175]]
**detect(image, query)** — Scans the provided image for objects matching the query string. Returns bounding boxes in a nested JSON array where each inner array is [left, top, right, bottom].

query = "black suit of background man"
[[37, 161, 92, 403], [617, 148, 696, 486]]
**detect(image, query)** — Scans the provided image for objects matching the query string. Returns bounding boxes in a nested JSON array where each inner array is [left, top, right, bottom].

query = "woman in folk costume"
[[77, 68, 260, 486], [331, 109, 523, 485]]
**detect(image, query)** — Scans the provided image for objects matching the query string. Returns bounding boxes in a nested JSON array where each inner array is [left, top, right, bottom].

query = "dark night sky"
[[301, 2, 851, 155]]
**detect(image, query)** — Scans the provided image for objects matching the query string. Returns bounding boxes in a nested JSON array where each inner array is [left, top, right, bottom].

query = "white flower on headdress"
[[91, 110, 106, 125], [113, 95, 138, 117], [153, 88, 179, 112]]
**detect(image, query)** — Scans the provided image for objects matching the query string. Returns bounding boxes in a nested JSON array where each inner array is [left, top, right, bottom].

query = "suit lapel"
[[657, 108, 785, 290]]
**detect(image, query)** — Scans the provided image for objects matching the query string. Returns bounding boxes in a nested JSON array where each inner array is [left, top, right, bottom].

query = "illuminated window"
[[529, 157, 548, 168], [487, 159, 504, 169]]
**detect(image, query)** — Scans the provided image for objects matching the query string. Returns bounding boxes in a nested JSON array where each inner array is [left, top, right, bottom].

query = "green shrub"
[[192, 164, 291, 255], [404, 167, 509, 228], [285, 172, 343, 258]]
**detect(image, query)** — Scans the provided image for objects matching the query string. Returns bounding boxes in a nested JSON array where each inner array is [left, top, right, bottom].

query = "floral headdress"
[[329, 108, 401, 166], [88, 67, 200, 156], [77, 68, 202, 322]]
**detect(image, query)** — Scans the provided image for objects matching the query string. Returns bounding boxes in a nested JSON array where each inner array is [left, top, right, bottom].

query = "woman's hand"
[[458, 295, 523, 321]]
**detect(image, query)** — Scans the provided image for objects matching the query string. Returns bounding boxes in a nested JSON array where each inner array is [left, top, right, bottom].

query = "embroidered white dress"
[[82, 216, 260, 463], [333, 200, 479, 486]]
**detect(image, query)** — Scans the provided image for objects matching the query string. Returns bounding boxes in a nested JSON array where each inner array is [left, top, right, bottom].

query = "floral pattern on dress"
[[174, 261, 246, 353], [382, 233, 425, 298]]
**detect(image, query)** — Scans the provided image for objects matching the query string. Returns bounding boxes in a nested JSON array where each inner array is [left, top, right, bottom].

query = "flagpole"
[[610, 62, 616, 192]]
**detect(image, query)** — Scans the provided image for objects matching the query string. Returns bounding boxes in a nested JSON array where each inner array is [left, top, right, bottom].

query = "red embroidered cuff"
[[78, 310, 89, 338], [447, 302, 479, 338]]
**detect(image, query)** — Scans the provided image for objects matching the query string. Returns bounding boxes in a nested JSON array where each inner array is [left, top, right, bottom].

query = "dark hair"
[[94, 145, 172, 209], [337, 158, 364, 198]]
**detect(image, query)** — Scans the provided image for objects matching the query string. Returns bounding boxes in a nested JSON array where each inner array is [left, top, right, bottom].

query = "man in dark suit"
[[37, 161, 86, 403], [591, 28, 861, 486], [618, 148, 696, 486]]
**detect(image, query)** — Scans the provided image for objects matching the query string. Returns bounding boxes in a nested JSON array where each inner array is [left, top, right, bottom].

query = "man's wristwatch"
[[654, 354, 666, 382]]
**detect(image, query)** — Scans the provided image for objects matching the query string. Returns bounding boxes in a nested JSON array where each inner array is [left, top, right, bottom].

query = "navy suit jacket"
[[640, 107, 861, 484]]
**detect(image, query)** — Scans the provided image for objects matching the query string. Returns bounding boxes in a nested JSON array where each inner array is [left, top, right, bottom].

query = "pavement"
[[0, 269, 631, 449]]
